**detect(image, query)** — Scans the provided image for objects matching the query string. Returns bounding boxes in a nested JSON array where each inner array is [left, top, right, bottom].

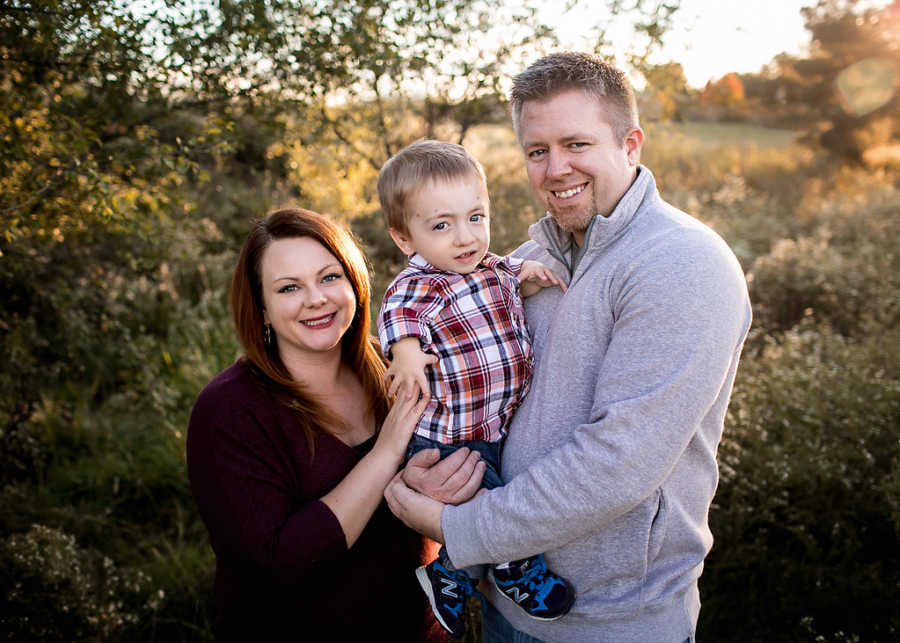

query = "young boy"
[[376, 139, 575, 638]]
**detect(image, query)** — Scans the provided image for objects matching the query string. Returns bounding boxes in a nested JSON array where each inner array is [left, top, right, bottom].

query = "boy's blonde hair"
[[378, 139, 487, 235]]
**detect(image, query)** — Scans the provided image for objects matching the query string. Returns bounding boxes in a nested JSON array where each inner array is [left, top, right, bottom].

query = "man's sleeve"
[[442, 231, 752, 567], [377, 276, 443, 358]]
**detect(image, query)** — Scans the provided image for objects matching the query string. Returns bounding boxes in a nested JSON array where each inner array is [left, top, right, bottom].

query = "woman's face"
[[259, 236, 357, 363]]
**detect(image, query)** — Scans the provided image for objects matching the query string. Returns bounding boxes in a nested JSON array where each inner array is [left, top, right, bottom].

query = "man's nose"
[[546, 149, 571, 178]]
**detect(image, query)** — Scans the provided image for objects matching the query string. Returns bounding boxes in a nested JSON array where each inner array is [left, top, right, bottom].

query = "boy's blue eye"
[[470, 213, 485, 222], [433, 222, 447, 231]]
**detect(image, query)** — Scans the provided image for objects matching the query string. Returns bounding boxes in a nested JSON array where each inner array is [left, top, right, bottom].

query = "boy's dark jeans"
[[405, 434, 504, 576]]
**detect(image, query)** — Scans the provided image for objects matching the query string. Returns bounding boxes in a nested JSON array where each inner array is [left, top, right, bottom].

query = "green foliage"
[[700, 322, 900, 641]]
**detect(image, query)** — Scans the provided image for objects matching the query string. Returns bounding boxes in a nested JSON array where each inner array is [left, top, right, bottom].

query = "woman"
[[187, 208, 444, 641]]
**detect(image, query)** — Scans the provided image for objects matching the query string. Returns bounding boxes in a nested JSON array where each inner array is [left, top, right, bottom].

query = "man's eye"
[[528, 149, 546, 159]]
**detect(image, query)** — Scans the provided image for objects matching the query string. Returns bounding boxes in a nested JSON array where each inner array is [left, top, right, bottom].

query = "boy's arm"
[[518, 259, 567, 297], [384, 337, 437, 401], [377, 274, 444, 401]]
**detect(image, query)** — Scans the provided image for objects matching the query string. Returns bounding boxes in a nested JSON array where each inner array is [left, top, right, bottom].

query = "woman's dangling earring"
[[264, 323, 273, 347]]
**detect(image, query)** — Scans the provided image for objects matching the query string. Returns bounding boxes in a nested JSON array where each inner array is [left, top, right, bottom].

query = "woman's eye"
[[322, 272, 342, 283], [278, 284, 297, 293]]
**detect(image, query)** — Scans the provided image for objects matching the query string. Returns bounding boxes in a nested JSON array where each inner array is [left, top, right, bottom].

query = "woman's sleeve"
[[187, 385, 347, 586]]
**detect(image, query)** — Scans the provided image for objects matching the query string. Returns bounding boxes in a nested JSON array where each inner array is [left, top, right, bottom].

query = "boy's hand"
[[385, 337, 438, 402], [519, 260, 567, 297]]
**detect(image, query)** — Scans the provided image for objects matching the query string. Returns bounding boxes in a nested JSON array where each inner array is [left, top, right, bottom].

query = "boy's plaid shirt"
[[377, 252, 533, 444]]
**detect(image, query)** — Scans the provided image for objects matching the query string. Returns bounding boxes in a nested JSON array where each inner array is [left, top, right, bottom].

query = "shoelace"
[[518, 556, 549, 592]]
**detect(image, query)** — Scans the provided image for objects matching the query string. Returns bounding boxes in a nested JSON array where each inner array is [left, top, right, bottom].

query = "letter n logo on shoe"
[[440, 578, 459, 598], [505, 587, 530, 604]]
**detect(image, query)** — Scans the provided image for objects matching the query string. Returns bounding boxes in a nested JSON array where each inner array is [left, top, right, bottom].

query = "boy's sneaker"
[[491, 553, 575, 621], [415, 559, 477, 638]]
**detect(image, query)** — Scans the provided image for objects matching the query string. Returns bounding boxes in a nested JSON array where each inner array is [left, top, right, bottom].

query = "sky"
[[544, 0, 890, 88]]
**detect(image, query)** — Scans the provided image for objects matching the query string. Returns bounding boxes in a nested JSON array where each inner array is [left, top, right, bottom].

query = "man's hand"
[[402, 448, 485, 505], [384, 472, 447, 543], [385, 337, 437, 401], [519, 260, 567, 297]]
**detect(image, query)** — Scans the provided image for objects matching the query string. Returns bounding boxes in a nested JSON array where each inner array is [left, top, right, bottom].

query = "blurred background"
[[1, 0, 898, 640]]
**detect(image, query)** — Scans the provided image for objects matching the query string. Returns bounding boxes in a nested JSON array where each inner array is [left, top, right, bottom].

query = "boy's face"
[[390, 173, 490, 274]]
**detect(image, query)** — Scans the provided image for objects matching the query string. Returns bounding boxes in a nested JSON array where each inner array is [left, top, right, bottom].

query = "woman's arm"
[[187, 373, 424, 583], [320, 390, 427, 547]]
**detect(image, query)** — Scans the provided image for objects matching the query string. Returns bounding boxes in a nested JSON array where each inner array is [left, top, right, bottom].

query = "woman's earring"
[[264, 324, 274, 347]]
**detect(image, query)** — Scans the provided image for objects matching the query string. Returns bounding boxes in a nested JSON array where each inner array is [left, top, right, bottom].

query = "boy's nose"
[[454, 225, 475, 245]]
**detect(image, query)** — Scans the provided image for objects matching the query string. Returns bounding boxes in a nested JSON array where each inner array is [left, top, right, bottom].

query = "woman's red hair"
[[230, 208, 388, 442]]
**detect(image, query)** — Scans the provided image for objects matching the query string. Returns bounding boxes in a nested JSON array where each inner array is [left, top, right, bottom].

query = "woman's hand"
[[373, 389, 428, 461]]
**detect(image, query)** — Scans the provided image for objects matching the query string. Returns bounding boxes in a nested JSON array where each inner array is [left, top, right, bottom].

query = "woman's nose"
[[304, 285, 327, 306]]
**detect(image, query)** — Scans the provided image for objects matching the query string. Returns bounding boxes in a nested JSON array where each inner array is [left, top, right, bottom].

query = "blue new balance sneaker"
[[491, 553, 575, 620], [415, 559, 477, 638]]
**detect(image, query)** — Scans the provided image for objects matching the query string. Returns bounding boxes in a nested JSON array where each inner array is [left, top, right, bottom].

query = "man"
[[385, 52, 752, 642]]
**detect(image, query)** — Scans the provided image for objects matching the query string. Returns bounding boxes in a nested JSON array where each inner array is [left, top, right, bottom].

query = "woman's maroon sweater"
[[187, 361, 444, 641]]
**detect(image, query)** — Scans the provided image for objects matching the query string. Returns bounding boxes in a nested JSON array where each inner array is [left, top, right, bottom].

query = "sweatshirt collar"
[[528, 165, 658, 277]]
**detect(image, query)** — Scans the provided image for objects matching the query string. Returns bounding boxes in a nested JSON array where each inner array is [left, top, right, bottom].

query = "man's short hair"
[[510, 52, 639, 143], [378, 139, 487, 234]]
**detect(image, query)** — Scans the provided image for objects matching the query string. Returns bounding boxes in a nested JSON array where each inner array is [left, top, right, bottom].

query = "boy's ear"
[[389, 227, 414, 256]]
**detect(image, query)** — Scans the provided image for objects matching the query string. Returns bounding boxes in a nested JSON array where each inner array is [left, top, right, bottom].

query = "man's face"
[[518, 88, 643, 245]]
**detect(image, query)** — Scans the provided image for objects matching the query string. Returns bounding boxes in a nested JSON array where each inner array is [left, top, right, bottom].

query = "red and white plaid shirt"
[[377, 252, 533, 444]]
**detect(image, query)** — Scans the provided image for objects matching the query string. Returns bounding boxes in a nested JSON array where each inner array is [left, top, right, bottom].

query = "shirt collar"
[[407, 252, 503, 273]]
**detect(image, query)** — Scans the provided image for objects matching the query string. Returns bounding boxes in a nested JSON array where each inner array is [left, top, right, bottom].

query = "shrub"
[[1, 524, 163, 641], [699, 323, 900, 641]]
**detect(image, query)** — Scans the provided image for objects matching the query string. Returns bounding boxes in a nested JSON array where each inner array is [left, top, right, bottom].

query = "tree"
[[746, 0, 900, 162], [641, 61, 690, 120]]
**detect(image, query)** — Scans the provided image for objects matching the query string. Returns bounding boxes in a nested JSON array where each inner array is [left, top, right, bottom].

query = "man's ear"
[[624, 127, 644, 166], [389, 227, 414, 256]]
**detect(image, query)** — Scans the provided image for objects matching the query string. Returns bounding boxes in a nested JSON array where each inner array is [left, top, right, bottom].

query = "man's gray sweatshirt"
[[442, 166, 752, 642]]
